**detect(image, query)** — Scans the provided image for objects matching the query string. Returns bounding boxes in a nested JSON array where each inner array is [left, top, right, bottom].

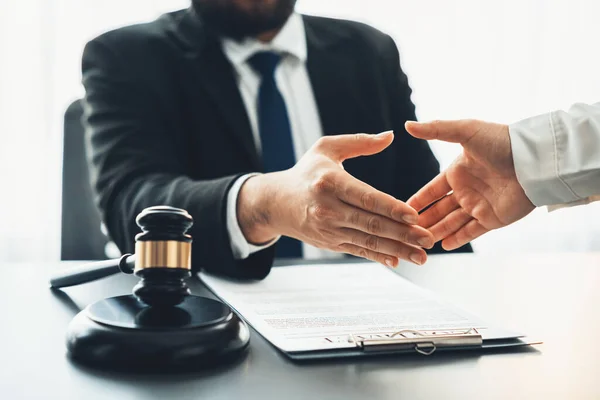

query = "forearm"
[[509, 102, 600, 206]]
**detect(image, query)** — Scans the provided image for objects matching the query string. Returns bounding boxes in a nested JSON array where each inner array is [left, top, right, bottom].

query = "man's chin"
[[192, 0, 296, 40]]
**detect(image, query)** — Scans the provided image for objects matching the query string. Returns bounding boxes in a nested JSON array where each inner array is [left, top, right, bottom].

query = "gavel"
[[50, 206, 249, 371], [50, 206, 193, 306]]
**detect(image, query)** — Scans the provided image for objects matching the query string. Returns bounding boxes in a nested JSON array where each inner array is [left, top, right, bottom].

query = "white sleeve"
[[508, 102, 600, 207], [227, 174, 280, 260]]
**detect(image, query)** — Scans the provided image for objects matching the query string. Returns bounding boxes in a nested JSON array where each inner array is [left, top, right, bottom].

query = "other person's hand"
[[238, 131, 434, 266], [405, 120, 535, 250]]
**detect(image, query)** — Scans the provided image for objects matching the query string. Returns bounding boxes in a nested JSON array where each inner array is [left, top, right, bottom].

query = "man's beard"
[[192, 0, 297, 41]]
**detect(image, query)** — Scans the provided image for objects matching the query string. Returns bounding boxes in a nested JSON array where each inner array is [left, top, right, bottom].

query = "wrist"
[[237, 174, 280, 245]]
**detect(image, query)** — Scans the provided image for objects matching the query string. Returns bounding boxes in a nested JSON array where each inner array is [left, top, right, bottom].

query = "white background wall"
[[1, 0, 599, 261]]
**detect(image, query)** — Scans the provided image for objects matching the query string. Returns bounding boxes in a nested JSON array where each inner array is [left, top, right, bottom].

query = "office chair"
[[60, 99, 111, 260]]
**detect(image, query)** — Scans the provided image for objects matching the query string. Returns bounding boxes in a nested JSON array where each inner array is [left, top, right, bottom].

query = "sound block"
[[66, 295, 250, 371]]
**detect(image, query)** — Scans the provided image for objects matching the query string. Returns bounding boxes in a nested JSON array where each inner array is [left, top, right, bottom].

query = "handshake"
[[238, 120, 535, 267]]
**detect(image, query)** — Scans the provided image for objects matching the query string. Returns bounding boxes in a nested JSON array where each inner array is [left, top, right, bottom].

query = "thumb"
[[317, 131, 394, 162], [405, 120, 478, 144]]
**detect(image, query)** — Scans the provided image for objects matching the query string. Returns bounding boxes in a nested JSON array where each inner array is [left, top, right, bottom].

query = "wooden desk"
[[2, 253, 599, 399]]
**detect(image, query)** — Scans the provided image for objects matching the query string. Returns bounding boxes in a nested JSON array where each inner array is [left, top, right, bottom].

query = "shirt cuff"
[[509, 112, 581, 207], [226, 173, 280, 260], [547, 195, 600, 212]]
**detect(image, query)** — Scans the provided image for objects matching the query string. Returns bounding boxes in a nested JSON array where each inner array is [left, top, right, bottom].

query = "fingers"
[[441, 219, 489, 250], [301, 170, 430, 265], [407, 172, 452, 212], [338, 243, 399, 268], [405, 119, 478, 143], [428, 208, 472, 242], [336, 173, 419, 224], [315, 131, 394, 162], [336, 202, 433, 249], [340, 229, 428, 266], [417, 193, 459, 229]]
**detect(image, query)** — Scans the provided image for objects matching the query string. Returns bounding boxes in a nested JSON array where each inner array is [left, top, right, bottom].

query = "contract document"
[[199, 263, 536, 360]]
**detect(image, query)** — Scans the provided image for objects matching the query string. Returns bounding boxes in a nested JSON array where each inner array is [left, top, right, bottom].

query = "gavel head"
[[132, 206, 194, 307]]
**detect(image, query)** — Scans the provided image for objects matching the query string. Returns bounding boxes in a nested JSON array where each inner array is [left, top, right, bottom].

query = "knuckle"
[[365, 235, 379, 251], [367, 216, 381, 234], [313, 136, 330, 152], [350, 210, 361, 226], [360, 191, 377, 211], [309, 204, 331, 221], [397, 229, 410, 243], [310, 174, 335, 194], [358, 248, 368, 258], [383, 204, 395, 220], [342, 184, 353, 201], [389, 205, 401, 219]]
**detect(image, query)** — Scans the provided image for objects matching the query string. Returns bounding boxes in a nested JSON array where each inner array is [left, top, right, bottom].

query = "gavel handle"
[[49, 254, 135, 288]]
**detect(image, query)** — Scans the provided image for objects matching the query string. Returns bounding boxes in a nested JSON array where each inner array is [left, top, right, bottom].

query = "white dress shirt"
[[221, 13, 342, 261], [509, 101, 600, 208]]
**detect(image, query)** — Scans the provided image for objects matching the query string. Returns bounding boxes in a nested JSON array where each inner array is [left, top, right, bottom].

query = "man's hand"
[[405, 120, 536, 250], [238, 131, 435, 266]]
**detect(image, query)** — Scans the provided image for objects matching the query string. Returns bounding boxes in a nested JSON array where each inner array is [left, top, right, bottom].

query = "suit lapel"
[[173, 8, 261, 170], [188, 50, 261, 169]]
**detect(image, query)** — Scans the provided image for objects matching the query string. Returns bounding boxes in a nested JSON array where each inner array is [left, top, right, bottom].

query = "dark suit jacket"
[[82, 8, 470, 280]]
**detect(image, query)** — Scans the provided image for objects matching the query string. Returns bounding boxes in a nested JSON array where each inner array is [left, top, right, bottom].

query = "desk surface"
[[2, 253, 600, 400]]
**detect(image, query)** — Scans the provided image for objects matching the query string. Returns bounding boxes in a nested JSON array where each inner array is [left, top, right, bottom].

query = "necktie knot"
[[248, 51, 282, 78]]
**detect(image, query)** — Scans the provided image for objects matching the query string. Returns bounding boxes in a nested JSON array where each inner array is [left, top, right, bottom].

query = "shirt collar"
[[221, 13, 306, 67]]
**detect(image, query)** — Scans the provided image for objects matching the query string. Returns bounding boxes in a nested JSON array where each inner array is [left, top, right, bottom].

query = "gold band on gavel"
[[134, 240, 192, 272]]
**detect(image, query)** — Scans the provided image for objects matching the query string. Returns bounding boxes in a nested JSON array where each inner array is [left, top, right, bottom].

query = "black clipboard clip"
[[348, 328, 482, 355]]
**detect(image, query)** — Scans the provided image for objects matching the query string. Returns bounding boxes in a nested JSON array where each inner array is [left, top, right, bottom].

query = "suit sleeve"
[[81, 37, 274, 279], [380, 35, 472, 254]]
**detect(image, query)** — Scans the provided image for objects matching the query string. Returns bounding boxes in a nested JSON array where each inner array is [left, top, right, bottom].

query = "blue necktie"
[[248, 51, 302, 258]]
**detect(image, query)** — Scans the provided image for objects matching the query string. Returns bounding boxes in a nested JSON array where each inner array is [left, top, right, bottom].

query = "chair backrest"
[[61, 99, 109, 260]]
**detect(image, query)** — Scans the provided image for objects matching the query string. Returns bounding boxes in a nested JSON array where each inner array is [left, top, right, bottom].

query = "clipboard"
[[286, 328, 538, 361], [199, 263, 541, 361]]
